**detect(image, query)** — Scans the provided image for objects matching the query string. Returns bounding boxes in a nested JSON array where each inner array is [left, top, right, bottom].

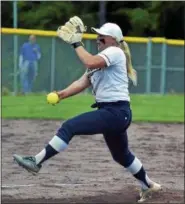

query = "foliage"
[[2, 87, 11, 96], [1, 1, 184, 39]]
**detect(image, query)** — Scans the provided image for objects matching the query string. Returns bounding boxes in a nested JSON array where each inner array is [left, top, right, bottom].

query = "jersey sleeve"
[[98, 47, 123, 66]]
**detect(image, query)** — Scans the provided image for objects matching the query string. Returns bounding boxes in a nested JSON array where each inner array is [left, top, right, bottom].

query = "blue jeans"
[[20, 61, 37, 94], [57, 101, 135, 167]]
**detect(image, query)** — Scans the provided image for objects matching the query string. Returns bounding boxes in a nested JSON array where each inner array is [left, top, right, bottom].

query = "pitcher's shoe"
[[13, 154, 41, 175], [138, 181, 162, 203]]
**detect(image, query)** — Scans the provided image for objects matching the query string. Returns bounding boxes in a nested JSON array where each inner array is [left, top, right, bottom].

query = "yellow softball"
[[47, 92, 59, 105]]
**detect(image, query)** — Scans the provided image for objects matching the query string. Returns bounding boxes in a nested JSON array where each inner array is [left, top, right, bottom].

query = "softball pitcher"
[[13, 16, 161, 202]]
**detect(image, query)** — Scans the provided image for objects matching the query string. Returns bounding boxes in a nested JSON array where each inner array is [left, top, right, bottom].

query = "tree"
[[1, 1, 184, 39]]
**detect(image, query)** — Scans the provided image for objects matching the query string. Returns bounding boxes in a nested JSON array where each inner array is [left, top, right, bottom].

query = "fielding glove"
[[57, 16, 87, 44]]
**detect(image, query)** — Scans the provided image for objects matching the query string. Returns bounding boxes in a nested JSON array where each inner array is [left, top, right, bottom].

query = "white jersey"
[[86, 46, 130, 102]]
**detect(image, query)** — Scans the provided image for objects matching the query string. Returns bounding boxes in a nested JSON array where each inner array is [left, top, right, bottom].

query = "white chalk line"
[[2, 183, 99, 188], [2, 184, 36, 188]]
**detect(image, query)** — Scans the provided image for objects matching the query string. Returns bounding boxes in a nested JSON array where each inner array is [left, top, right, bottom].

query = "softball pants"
[[57, 101, 135, 168]]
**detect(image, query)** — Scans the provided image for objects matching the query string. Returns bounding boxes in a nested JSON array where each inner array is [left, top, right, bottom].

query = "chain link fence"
[[2, 33, 184, 94]]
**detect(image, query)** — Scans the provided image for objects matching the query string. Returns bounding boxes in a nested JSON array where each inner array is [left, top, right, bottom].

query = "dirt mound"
[[2, 119, 184, 203]]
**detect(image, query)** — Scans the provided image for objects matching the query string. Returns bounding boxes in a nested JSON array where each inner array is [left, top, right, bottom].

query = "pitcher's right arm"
[[57, 72, 91, 100]]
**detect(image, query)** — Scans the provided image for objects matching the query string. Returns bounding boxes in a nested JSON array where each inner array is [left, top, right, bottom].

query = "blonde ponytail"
[[120, 41, 137, 86]]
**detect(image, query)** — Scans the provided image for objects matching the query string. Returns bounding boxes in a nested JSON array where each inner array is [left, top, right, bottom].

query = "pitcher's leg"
[[103, 131, 153, 190], [56, 109, 110, 144], [13, 108, 116, 174]]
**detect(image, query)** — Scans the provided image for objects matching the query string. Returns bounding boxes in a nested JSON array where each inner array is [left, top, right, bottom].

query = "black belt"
[[91, 101, 130, 108]]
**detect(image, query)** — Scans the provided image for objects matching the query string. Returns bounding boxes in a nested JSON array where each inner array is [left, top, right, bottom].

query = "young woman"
[[13, 17, 161, 203]]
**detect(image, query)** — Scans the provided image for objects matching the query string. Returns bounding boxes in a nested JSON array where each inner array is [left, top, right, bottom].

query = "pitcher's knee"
[[112, 154, 125, 166], [112, 150, 135, 168], [56, 120, 74, 144]]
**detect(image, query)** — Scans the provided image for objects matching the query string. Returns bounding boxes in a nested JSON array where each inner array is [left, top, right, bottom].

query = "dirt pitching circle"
[[2, 119, 184, 203]]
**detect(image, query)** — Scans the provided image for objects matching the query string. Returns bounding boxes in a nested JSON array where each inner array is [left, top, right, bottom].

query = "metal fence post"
[[13, 1, 18, 95], [50, 37, 56, 91], [13, 36, 18, 95], [146, 38, 152, 94], [160, 41, 167, 94]]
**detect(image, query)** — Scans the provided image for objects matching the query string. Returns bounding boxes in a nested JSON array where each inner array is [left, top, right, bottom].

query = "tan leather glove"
[[57, 16, 87, 44]]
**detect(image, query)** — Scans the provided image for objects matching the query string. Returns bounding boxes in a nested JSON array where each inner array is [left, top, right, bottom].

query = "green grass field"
[[2, 94, 184, 122]]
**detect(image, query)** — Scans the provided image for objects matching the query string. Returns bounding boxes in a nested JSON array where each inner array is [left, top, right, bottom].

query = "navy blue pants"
[[57, 101, 135, 167]]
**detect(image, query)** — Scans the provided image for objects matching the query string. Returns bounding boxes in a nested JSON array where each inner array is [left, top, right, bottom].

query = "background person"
[[19, 34, 41, 94]]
